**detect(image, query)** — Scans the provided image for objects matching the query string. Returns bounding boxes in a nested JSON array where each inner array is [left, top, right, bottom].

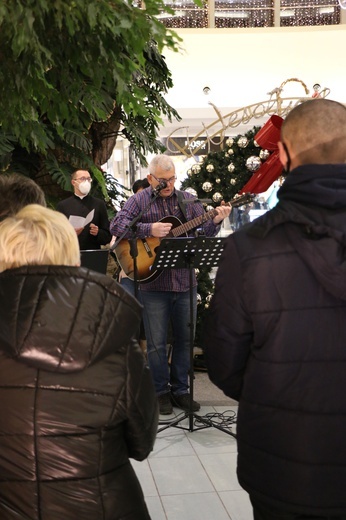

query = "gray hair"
[[148, 155, 175, 175]]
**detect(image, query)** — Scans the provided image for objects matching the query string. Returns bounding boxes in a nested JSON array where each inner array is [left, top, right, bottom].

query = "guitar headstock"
[[230, 193, 254, 208]]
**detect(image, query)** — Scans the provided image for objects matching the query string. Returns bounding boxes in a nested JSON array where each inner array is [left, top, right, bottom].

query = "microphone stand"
[[110, 182, 167, 300]]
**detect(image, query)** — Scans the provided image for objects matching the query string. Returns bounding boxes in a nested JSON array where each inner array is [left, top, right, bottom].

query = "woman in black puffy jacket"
[[0, 204, 158, 520]]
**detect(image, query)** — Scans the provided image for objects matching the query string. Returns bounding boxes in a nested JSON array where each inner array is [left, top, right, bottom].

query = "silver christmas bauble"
[[259, 149, 270, 160], [206, 205, 214, 212], [226, 137, 234, 147], [227, 162, 235, 173], [192, 164, 201, 174], [216, 178, 221, 184], [185, 187, 198, 197], [238, 136, 249, 148], [230, 179, 236, 185], [206, 294, 213, 303], [202, 181, 213, 192], [228, 148, 234, 155], [212, 192, 223, 202], [197, 293, 202, 304], [187, 169, 193, 176], [246, 156, 262, 172], [254, 140, 260, 147], [206, 164, 214, 172]]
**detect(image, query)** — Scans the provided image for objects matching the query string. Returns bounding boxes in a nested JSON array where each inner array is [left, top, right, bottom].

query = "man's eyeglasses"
[[73, 176, 92, 183], [151, 174, 176, 184]]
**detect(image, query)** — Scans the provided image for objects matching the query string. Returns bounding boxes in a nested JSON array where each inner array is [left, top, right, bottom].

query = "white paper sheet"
[[69, 209, 95, 229]]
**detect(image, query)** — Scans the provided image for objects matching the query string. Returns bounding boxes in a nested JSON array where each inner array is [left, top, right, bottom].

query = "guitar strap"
[[176, 190, 188, 222]]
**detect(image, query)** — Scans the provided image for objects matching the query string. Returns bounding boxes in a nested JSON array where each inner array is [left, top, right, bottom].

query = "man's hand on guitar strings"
[[212, 202, 232, 225], [151, 221, 173, 238]]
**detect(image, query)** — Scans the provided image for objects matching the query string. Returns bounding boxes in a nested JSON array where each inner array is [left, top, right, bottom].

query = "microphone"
[[153, 180, 167, 194]]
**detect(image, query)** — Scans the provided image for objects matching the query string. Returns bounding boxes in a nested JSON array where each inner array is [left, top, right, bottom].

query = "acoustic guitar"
[[114, 193, 253, 283]]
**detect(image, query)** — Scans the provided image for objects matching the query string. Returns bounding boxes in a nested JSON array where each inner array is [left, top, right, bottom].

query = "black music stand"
[[152, 236, 236, 437]]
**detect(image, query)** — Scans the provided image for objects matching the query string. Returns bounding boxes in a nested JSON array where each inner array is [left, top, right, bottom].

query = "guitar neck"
[[171, 209, 217, 237], [170, 193, 252, 238]]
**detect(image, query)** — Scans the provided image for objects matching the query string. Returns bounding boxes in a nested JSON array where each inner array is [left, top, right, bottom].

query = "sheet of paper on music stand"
[[69, 209, 94, 229]]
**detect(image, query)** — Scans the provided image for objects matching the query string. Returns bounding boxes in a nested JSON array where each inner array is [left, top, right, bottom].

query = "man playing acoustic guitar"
[[110, 155, 231, 415]]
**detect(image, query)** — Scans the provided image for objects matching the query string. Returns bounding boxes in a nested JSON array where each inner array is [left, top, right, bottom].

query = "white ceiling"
[[158, 26, 346, 142]]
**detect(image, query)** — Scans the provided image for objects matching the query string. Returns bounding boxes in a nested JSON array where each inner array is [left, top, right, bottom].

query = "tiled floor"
[[132, 404, 253, 520]]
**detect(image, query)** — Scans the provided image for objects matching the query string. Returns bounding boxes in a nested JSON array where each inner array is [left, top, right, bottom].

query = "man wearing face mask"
[[57, 169, 111, 250], [204, 99, 346, 519]]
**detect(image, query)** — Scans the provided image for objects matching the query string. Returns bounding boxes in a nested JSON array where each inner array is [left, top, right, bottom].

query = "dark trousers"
[[250, 496, 346, 520]]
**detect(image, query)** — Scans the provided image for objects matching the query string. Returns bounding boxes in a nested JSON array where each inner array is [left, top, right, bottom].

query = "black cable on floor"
[[194, 409, 237, 432]]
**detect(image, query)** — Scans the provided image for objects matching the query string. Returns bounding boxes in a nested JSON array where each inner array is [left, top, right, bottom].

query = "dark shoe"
[[171, 393, 200, 412], [158, 393, 173, 415]]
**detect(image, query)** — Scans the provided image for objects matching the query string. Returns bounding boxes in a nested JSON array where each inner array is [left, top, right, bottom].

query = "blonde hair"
[[0, 205, 80, 272]]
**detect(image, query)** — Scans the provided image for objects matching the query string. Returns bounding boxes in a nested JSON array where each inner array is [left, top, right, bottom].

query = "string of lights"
[[157, 0, 341, 28]]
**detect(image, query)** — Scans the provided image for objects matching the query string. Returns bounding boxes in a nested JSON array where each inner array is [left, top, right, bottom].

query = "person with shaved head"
[[204, 99, 346, 519]]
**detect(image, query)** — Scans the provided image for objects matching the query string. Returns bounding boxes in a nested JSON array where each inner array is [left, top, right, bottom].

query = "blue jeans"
[[120, 277, 142, 302], [120, 278, 145, 339], [140, 289, 197, 396]]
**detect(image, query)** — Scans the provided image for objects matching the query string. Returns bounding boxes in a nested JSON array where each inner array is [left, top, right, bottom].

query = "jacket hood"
[[248, 164, 346, 300], [0, 265, 142, 372]]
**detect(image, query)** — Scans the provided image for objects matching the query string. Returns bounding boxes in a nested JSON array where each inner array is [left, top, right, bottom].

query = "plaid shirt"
[[110, 187, 220, 292]]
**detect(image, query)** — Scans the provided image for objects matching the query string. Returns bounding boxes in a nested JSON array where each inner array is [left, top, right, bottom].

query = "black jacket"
[[0, 265, 158, 520], [204, 164, 346, 515], [57, 194, 112, 250]]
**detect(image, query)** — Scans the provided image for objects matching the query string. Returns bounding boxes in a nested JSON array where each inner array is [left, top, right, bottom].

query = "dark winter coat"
[[0, 265, 158, 520], [204, 164, 346, 515]]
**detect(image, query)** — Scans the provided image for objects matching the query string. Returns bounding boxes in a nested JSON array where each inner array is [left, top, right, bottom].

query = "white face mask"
[[78, 180, 91, 196]]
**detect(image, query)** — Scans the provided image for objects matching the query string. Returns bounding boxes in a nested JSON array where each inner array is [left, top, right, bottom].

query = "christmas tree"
[[180, 126, 270, 351], [181, 126, 264, 202]]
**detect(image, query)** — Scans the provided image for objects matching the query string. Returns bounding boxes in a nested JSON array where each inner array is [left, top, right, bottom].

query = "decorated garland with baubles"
[[180, 126, 271, 206]]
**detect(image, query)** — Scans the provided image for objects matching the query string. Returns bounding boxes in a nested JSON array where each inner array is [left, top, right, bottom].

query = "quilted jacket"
[[204, 164, 346, 515], [0, 265, 158, 520]]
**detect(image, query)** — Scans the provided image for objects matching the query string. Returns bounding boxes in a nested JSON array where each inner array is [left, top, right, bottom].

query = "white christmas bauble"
[[216, 178, 221, 184], [254, 140, 260, 147], [259, 149, 270, 160], [227, 163, 235, 173], [197, 293, 202, 304], [212, 192, 223, 202], [230, 179, 236, 185], [238, 136, 248, 148], [228, 148, 234, 155], [246, 156, 261, 172], [202, 181, 213, 192], [185, 187, 198, 197], [206, 164, 214, 172], [187, 169, 192, 176], [192, 164, 201, 174], [226, 137, 234, 147]]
